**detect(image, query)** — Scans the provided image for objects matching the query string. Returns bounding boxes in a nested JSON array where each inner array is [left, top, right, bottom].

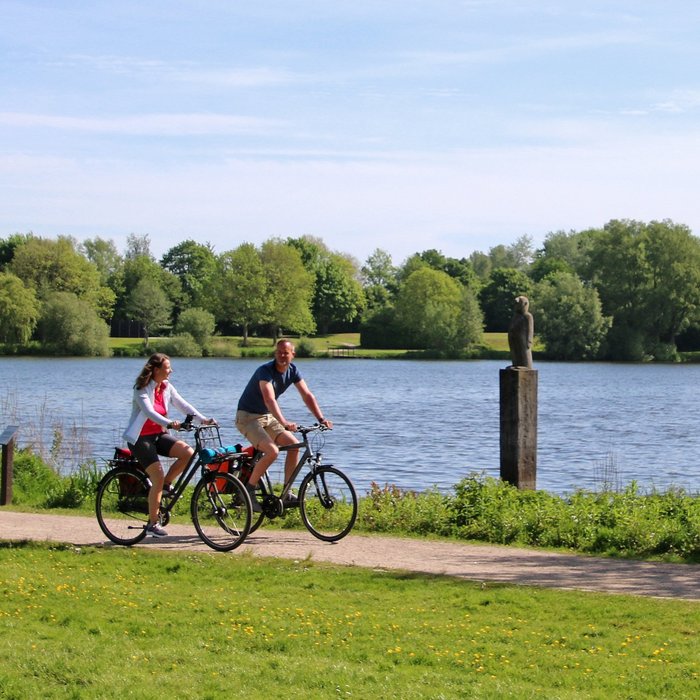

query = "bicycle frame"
[[251, 424, 327, 499], [160, 423, 245, 515]]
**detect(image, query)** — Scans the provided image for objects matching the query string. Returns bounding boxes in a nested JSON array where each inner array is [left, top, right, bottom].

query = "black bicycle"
[[95, 419, 253, 551], [234, 424, 357, 542]]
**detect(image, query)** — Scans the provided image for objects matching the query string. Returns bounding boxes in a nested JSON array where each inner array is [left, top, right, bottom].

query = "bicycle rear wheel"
[[299, 466, 357, 542], [95, 466, 150, 546], [191, 473, 252, 551]]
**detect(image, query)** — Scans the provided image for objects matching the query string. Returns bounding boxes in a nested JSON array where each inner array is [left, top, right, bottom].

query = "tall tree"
[[126, 278, 172, 347], [584, 219, 700, 359], [8, 236, 115, 319], [0, 272, 39, 344], [534, 272, 611, 360], [361, 248, 398, 313], [215, 243, 268, 345], [312, 254, 365, 334], [260, 239, 315, 341], [478, 268, 533, 332], [395, 268, 478, 352], [288, 236, 365, 334], [160, 239, 217, 311]]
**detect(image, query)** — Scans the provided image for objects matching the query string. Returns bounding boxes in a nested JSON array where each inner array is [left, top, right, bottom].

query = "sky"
[[2, 1, 700, 265]]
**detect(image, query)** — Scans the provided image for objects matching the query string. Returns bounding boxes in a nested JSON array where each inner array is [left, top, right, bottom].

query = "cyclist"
[[235, 339, 332, 511], [123, 353, 215, 537]]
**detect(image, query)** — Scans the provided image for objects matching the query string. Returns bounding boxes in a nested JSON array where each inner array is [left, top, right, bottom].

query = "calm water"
[[1, 357, 698, 495]]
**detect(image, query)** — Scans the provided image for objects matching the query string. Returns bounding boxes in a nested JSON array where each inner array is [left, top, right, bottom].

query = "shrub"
[[152, 333, 202, 357], [11, 448, 62, 505], [45, 461, 102, 509]]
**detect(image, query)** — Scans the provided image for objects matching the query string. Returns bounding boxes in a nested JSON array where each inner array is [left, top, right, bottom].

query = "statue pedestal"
[[499, 368, 538, 490]]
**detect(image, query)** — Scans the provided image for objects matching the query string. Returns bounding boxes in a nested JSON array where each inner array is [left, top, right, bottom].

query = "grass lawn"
[[0, 542, 698, 699], [109, 332, 524, 360]]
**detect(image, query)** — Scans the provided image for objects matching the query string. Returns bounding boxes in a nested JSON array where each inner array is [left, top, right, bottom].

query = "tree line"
[[1, 218, 699, 361]]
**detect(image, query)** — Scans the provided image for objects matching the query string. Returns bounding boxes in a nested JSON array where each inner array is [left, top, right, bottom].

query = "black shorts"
[[128, 433, 179, 470]]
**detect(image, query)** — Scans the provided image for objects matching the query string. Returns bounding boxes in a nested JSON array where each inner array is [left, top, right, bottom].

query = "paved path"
[[1, 510, 698, 601]]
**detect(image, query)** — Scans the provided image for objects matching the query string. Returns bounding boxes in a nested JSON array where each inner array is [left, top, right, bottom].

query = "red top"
[[140, 382, 168, 436]]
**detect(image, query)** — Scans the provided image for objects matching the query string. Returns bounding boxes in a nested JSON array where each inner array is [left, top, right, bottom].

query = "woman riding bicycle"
[[123, 353, 215, 538]]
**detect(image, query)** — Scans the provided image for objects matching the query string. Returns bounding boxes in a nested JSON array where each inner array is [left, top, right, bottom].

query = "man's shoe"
[[246, 483, 262, 513], [146, 522, 169, 538], [283, 491, 299, 508], [162, 483, 176, 499]]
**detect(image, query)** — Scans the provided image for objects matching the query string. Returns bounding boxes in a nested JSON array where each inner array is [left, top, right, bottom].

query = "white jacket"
[[122, 380, 207, 444]]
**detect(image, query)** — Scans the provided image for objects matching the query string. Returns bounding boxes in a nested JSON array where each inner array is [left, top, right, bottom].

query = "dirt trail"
[[1, 510, 698, 601]]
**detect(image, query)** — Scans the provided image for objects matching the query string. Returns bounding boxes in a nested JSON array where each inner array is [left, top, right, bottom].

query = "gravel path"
[[1, 510, 698, 601]]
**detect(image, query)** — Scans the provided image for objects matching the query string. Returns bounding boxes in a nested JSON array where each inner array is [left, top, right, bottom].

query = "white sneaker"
[[146, 522, 168, 538]]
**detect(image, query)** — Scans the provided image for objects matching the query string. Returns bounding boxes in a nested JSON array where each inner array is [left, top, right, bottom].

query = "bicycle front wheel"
[[95, 466, 149, 546], [299, 466, 357, 542], [191, 473, 252, 551]]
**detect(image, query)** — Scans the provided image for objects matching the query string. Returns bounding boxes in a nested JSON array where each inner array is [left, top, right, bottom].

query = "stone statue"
[[507, 295, 534, 369]]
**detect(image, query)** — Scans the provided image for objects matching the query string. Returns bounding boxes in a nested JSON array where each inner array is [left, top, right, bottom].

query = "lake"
[[1, 357, 698, 496]]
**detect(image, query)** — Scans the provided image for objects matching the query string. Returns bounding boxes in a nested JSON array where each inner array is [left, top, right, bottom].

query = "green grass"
[[108, 332, 521, 359], [0, 542, 698, 699]]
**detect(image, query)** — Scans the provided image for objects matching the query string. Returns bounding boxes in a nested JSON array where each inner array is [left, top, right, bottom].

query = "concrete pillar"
[[499, 368, 537, 490]]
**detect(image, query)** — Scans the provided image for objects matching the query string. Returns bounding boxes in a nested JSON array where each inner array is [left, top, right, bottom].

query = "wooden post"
[[499, 369, 537, 490], [1, 425, 19, 506]]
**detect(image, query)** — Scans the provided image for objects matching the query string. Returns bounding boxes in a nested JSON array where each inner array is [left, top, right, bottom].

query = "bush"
[[152, 333, 202, 357], [11, 448, 62, 505], [45, 461, 102, 509], [175, 308, 215, 348], [358, 482, 452, 536], [38, 292, 111, 357], [294, 338, 315, 358]]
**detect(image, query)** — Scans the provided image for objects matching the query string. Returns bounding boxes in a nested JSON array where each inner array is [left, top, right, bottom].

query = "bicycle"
[[233, 423, 358, 542], [95, 418, 253, 551]]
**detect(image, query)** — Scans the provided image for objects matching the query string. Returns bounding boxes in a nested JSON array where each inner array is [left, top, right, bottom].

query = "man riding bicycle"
[[234, 339, 332, 512]]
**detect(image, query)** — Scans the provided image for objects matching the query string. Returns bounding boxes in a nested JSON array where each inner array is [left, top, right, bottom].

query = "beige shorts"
[[235, 410, 286, 447]]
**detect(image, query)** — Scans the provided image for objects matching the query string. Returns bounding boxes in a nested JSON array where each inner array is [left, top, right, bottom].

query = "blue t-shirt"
[[237, 360, 303, 414]]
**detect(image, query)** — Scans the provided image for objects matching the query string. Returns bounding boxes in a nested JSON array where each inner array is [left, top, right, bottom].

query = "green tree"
[[214, 243, 268, 345], [8, 236, 115, 319], [38, 291, 110, 356], [81, 237, 124, 286], [479, 268, 533, 332], [584, 219, 700, 360], [0, 233, 33, 270], [312, 254, 365, 334], [160, 239, 217, 311], [534, 272, 611, 360], [361, 248, 398, 312], [117, 253, 182, 327], [395, 268, 477, 352], [175, 307, 215, 349], [0, 272, 40, 344], [260, 239, 315, 341], [126, 278, 172, 347], [288, 236, 365, 334]]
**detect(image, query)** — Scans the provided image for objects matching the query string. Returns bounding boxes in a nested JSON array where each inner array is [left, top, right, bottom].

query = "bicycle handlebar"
[[297, 423, 331, 434], [170, 414, 218, 432]]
